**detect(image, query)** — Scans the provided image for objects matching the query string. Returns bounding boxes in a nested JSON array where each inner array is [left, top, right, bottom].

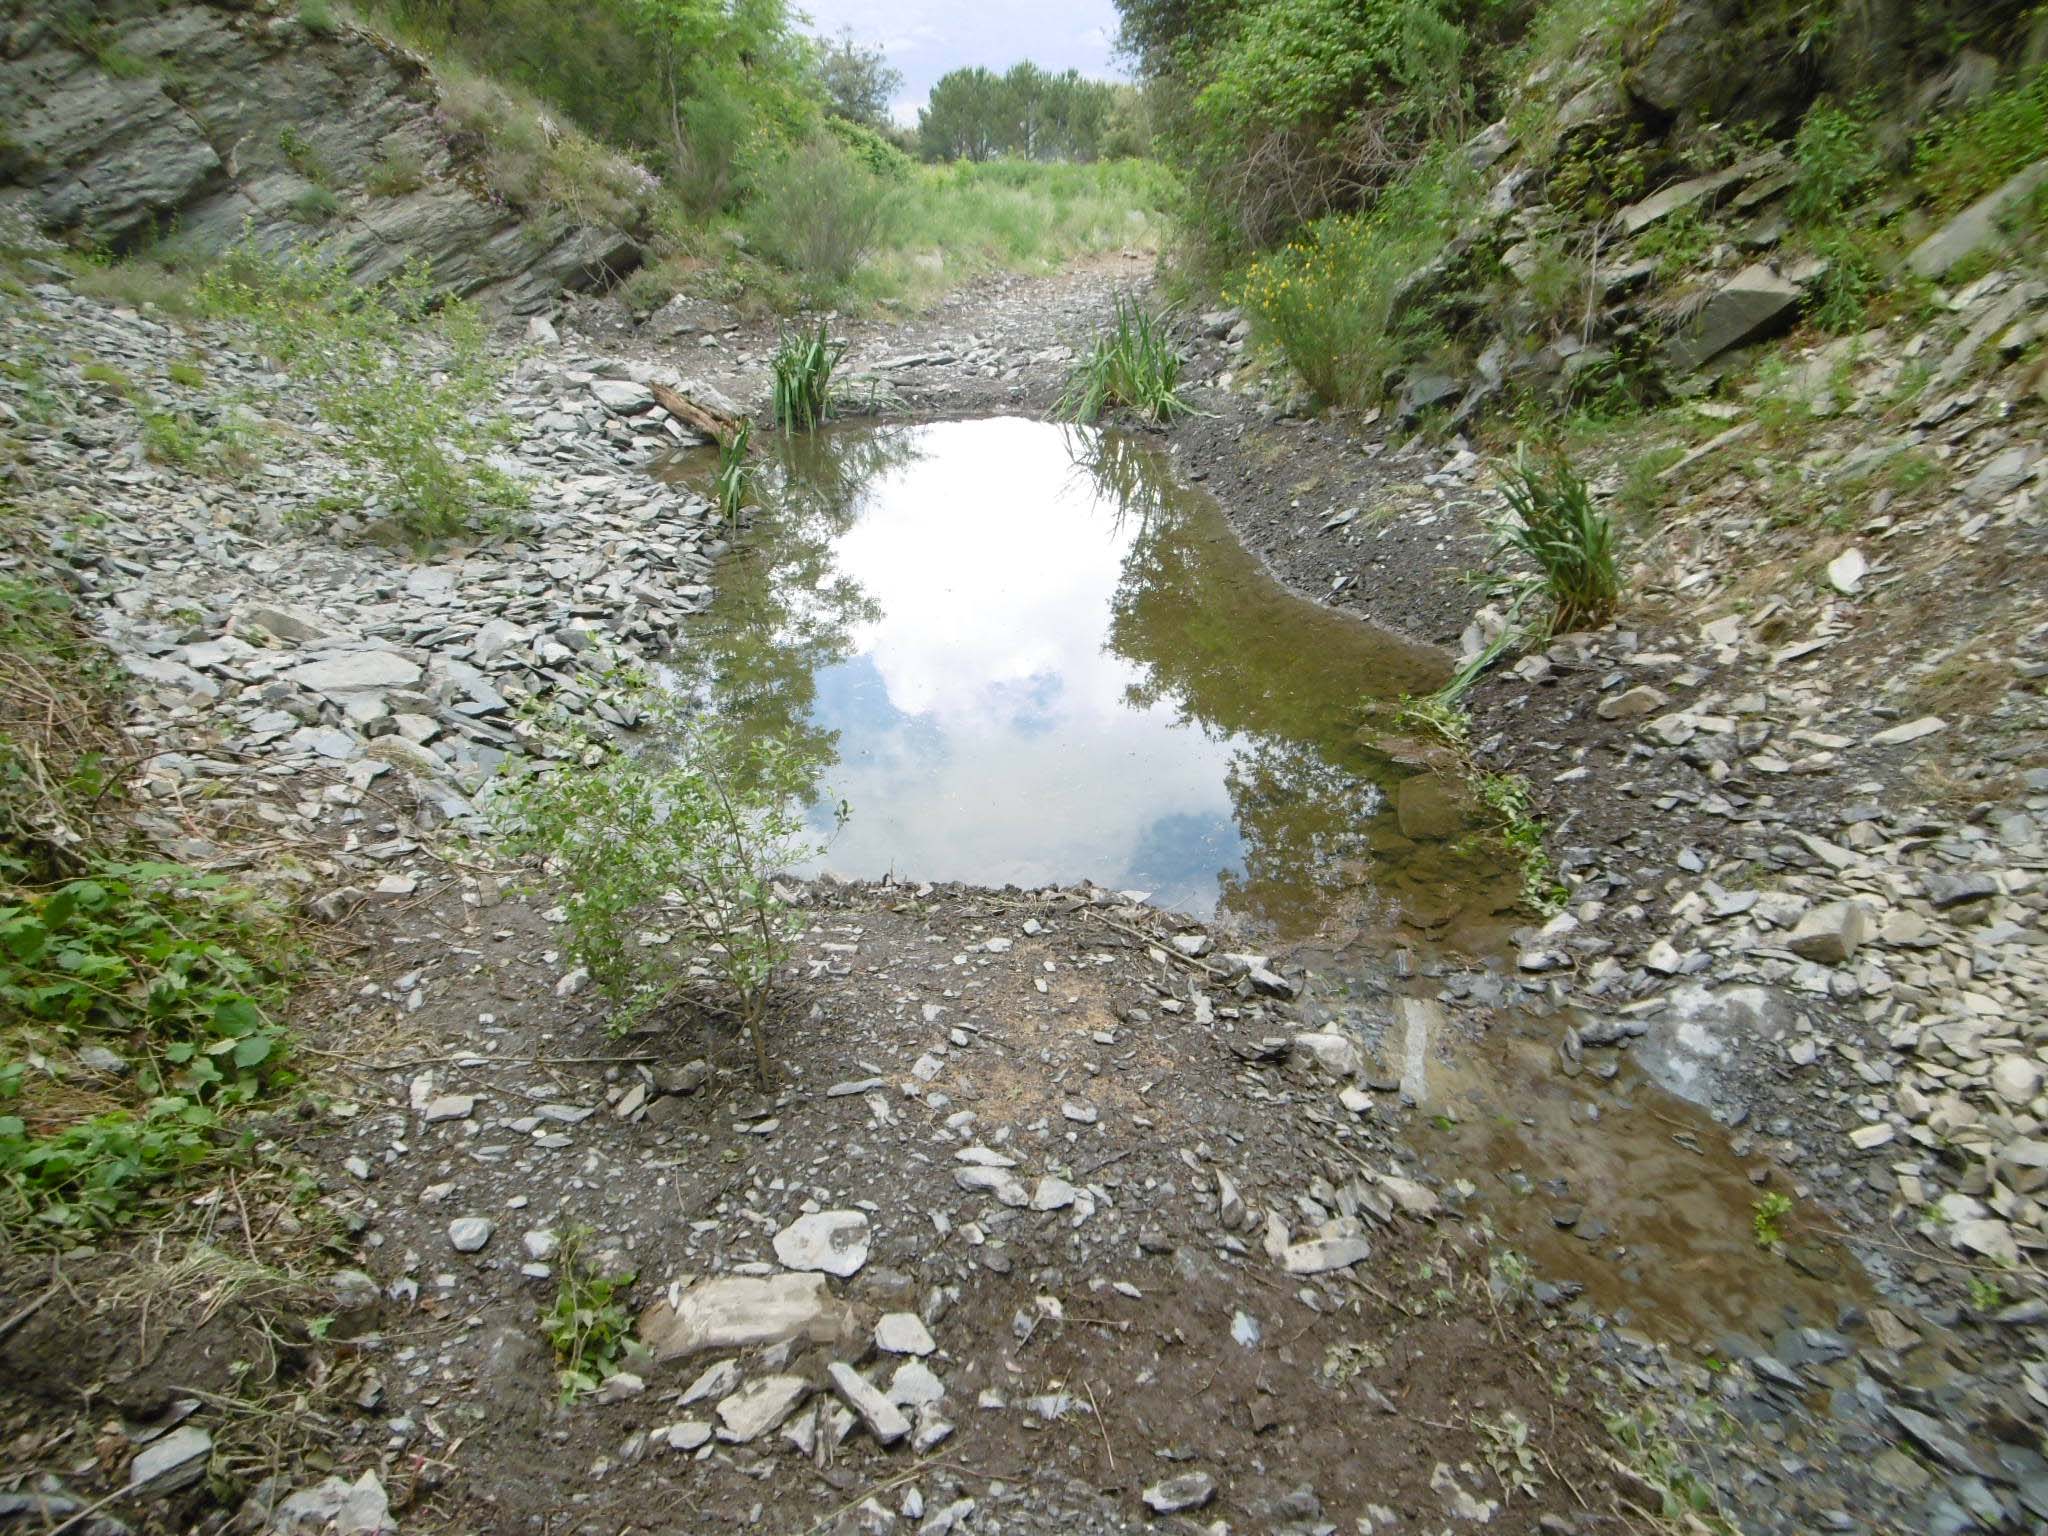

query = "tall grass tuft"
[[771, 322, 846, 433], [1496, 450, 1619, 635], [1057, 297, 1192, 424], [715, 421, 752, 529]]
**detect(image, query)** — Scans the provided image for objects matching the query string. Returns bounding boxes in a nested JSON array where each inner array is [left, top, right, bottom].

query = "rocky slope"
[[0, 0, 644, 310]]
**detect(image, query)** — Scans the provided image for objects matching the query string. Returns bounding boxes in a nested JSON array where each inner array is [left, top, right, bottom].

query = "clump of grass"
[[167, 359, 205, 389], [714, 420, 753, 528], [1057, 297, 1191, 424], [299, 0, 341, 37], [79, 362, 135, 397], [365, 141, 427, 197], [543, 1231, 637, 1401], [770, 321, 845, 433], [1916, 62, 2048, 214], [1496, 450, 1618, 634], [289, 186, 342, 225]]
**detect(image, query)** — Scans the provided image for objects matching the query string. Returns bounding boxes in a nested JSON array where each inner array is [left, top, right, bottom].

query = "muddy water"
[[663, 416, 1873, 1349], [662, 418, 1524, 940]]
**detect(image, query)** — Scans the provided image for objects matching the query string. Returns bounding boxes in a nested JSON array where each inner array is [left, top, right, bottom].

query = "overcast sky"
[[796, 1, 1127, 126]]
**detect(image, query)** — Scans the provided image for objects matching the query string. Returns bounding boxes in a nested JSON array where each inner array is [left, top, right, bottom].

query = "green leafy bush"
[[0, 1097, 222, 1233], [507, 708, 833, 1081], [743, 139, 899, 296], [200, 248, 528, 544], [1057, 297, 1193, 423], [1496, 450, 1618, 634], [771, 321, 847, 433], [1787, 100, 1881, 224], [1232, 152, 1478, 408], [0, 864, 295, 1105]]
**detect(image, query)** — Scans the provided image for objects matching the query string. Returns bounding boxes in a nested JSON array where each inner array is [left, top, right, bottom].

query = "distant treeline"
[[918, 63, 1151, 164]]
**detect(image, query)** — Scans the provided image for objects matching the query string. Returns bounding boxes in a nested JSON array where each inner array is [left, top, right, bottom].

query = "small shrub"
[[68, 258, 203, 317], [1634, 207, 1713, 280], [365, 142, 427, 198], [200, 247, 528, 544], [1477, 773, 1563, 913], [1, 1098, 220, 1234], [1495, 450, 1618, 634], [1057, 297, 1192, 424], [770, 321, 846, 433], [278, 124, 328, 185], [1752, 1191, 1792, 1250], [1787, 100, 1881, 225], [1802, 225, 1883, 333], [544, 1231, 637, 1401], [299, 0, 340, 37], [167, 359, 205, 389], [79, 362, 135, 397], [506, 706, 833, 1082], [743, 140, 898, 297]]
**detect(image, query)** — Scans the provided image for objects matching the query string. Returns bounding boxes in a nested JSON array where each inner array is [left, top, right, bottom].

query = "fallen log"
[[650, 380, 750, 449]]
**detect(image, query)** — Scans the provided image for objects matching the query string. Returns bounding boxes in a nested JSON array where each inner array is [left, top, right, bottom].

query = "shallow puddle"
[[663, 415, 1878, 1353], [662, 417, 1522, 940]]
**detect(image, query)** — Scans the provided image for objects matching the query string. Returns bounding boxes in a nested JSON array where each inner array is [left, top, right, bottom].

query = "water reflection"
[[661, 417, 1520, 938]]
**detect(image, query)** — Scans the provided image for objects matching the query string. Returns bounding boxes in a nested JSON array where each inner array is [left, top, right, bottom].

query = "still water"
[[663, 417, 1518, 939]]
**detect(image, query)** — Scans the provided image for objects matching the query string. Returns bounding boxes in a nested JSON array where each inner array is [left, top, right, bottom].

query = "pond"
[[661, 416, 1525, 943]]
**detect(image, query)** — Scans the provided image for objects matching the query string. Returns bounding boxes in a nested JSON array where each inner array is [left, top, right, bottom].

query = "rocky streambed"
[[2, 258, 2045, 1536]]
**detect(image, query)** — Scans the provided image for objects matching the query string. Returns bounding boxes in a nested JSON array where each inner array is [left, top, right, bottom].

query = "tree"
[[918, 62, 1129, 162], [816, 27, 902, 127]]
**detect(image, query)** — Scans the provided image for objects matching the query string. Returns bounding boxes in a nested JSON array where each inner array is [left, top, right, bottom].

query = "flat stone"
[[448, 1217, 494, 1252], [127, 1425, 212, 1490], [886, 1359, 946, 1408], [1925, 872, 1997, 909], [1395, 774, 1467, 839], [1826, 548, 1867, 594], [1142, 1472, 1217, 1514], [423, 1093, 475, 1123], [876, 1312, 936, 1356], [589, 379, 655, 412], [680, 1358, 742, 1405], [1280, 1235, 1372, 1275], [1293, 1031, 1364, 1080], [828, 1362, 912, 1445], [666, 1421, 712, 1451], [714, 1374, 810, 1443], [1907, 159, 2048, 278], [637, 1273, 861, 1361], [772, 1210, 871, 1277], [954, 1166, 1029, 1206], [1664, 263, 1802, 372], [1597, 684, 1670, 720], [1849, 1123, 1895, 1150], [1868, 716, 1946, 748], [1030, 1176, 1078, 1212], [285, 651, 422, 694]]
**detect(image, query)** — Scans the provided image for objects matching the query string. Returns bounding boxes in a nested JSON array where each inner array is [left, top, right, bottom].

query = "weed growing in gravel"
[[1751, 1191, 1792, 1250], [365, 141, 427, 197], [771, 321, 846, 433], [544, 1231, 638, 1401], [1057, 297, 1192, 424], [1495, 450, 1618, 634], [1477, 773, 1564, 913], [508, 695, 836, 1082], [201, 247, 528, 544]]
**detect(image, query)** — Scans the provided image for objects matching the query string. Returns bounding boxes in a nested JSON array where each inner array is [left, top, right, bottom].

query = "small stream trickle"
[[659, 415, 1892, 1353]]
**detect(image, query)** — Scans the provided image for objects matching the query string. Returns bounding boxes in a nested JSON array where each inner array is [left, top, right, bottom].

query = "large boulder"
[[1623, 0, 1816, 131]]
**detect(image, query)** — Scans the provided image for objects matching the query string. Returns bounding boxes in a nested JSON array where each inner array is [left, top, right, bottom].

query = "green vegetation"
[[1751, 1191, 1793, 1250], [0, 552, 304, 1240], [1477, 772, 1563, 913], [507, 704, 832, 1081], [1916, 62, 2048, 213], [918, 64, 1144, 164], [742, 140, 899, 299], [198, 248, 527, 544], [771, 322, 846, 434], [544, 1231, 638, 1401], [364, 141, 428, 197], [715, 421, 753, 528], [1057, 297, 1194, 423], [1495, 451, 1619, 634], [1230, 152, 1477, 408], [299, 0, 342, 36]]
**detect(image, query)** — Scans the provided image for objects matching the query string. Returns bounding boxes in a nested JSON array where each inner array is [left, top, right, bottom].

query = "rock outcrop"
[[0, 0, 644, 311]]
